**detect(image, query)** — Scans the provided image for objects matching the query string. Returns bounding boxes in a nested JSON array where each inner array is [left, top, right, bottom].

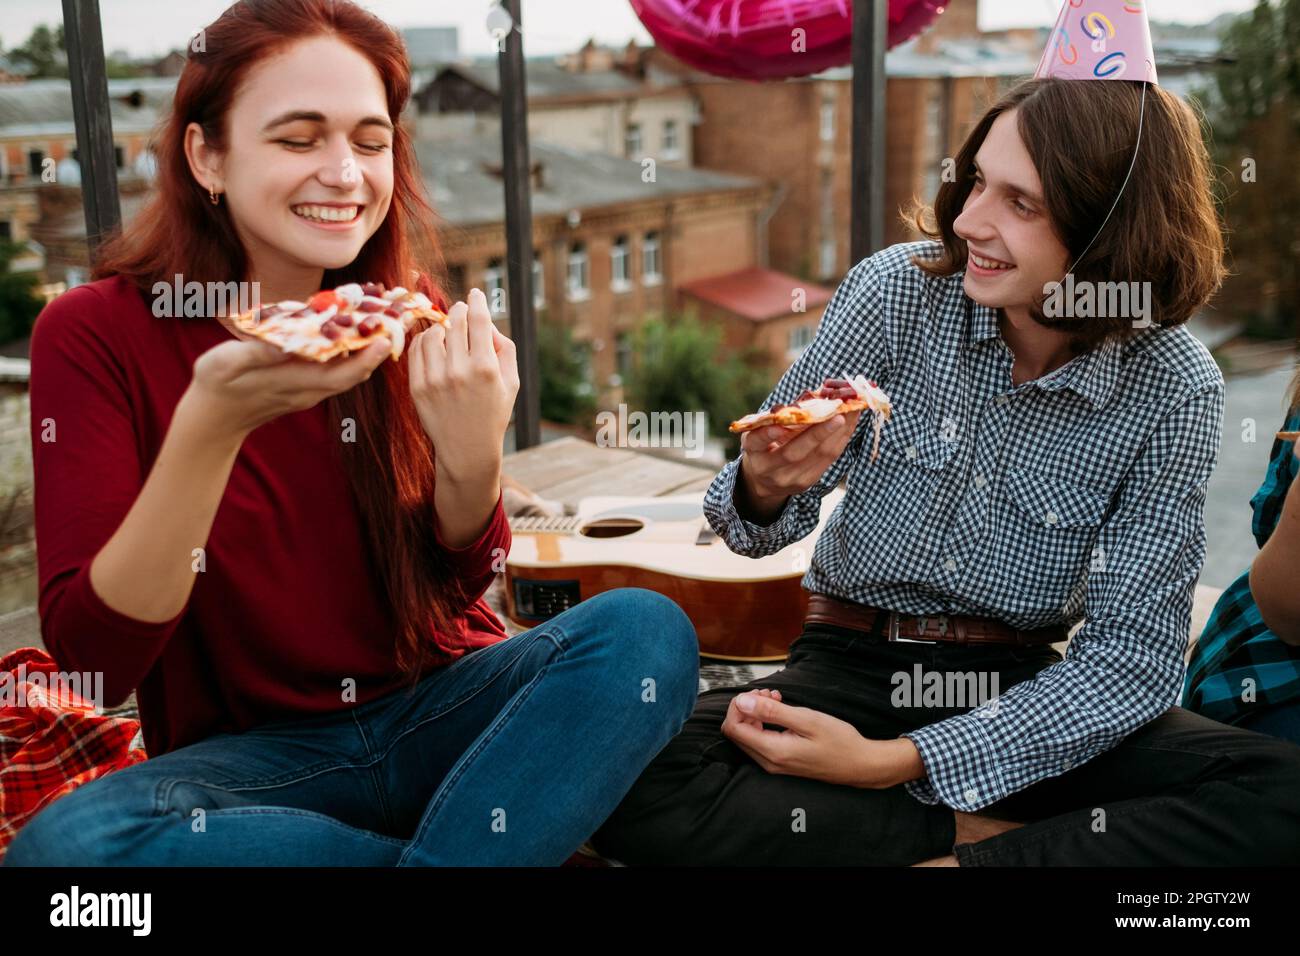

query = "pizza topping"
[[357, 316, 382, 336], [334, 283, 364, 308], [319, 321, 342, 340], [356, 298, 386, 312], [332, 311, 355, 327], [361, 282, 384, 297], [382, 306, 402, 318], [308, 291, 340, 312], [383, 286, 408, 301]]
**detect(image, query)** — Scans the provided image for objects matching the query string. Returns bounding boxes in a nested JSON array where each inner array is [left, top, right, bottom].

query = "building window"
[[567, 242, 590, 301], [788, 324, 815, 359], [624, 123, 642, 159], [27, 149, 45, 177], [484, 257, 506, 315], [642, 231, 662, 286], [0, 151, 8, 182], [820, 101, 835, 142], [532, 252, 544, 310], [0, 221, 11, 241], [611, 235, 631, 292], [115, 145, 125, 169], [662, 119, 680, 159]]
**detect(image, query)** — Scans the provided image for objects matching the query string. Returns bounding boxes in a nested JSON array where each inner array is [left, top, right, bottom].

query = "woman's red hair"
[[93, 0, 473, 683]]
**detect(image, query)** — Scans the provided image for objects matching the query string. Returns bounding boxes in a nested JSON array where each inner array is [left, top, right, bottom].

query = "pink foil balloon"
[[630, 0, 948, 80]]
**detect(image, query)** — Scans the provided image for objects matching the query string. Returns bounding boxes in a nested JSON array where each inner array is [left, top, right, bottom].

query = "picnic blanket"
[[0, 647, 146, 862]]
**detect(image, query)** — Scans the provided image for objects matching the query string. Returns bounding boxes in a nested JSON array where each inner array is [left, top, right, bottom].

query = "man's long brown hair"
[[906, 78, 1227, 353], [93, 0, 472, 683]]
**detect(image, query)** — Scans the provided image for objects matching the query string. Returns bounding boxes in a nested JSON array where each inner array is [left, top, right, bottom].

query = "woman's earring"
[[209, 185, 220, 205]]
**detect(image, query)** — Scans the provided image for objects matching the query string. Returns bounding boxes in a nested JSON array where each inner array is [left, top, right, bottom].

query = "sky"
[[0, 0, 1266, 60]]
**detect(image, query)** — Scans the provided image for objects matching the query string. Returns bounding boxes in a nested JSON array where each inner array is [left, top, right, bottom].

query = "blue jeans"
[[3, 588, 698, 866]]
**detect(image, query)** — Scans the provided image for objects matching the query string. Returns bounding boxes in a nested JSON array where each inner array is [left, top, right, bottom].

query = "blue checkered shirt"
[[703, 241, 1226, 812]]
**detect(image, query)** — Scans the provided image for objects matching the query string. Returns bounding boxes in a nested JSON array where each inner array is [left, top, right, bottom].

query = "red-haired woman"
[[3, 0, 697, 866]]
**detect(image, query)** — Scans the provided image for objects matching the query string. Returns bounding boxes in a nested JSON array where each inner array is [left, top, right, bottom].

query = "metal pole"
[[850, 0, 886, 263], [498, 0, 540, 450], [62, 0, 121, 258]]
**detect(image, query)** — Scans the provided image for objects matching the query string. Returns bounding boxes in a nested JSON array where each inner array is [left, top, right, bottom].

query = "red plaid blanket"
[[0, 647, 146, 861]]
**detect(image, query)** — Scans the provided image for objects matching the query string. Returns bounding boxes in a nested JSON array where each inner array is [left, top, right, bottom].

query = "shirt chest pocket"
[[851, 416, 955, 533], [993, 467, 1110, 593]]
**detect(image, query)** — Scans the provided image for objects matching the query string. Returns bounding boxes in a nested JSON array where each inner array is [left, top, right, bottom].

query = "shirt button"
[[943, 558, 957, 572], [974, 474, 987, 489], [1044, 511, 1058, 525], [995, 395, 1009, 406], [906, 445, 918, 460], [1061, 758, 1073, 771], [964, 788, 978, 803]]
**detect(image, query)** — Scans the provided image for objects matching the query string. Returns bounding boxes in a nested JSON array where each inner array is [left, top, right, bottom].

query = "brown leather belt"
[[804, 593, 1066, 647]]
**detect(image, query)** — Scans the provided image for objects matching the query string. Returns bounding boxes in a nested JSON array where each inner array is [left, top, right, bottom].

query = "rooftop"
[[417, 134, 763, 227], [0, 76, 176, 138], [679, 268, 834, 322]]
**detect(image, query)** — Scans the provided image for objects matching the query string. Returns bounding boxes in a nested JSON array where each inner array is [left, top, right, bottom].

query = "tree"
[[7, 24, 67, 79], [538, 318, 596, 424], [0, 241, 44, 346], [1198, 0, 1300, 339], [623, 313, 775, 457]]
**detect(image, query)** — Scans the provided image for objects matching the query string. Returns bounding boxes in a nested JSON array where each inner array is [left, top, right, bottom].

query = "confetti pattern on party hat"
[[1034, 0, 1159, 84]]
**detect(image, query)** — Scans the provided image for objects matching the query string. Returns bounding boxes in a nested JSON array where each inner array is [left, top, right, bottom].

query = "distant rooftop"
[[418, 135, 762, 227], [0, 76, 175, 138], [680, 268, 833, 323]]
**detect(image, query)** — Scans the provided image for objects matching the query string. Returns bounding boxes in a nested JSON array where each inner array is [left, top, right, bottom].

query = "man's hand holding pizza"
[[736, 411, 863, 526]]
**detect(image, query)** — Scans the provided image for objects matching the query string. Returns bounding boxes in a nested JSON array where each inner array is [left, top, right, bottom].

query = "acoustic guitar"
[[505, 489, 844, 661]]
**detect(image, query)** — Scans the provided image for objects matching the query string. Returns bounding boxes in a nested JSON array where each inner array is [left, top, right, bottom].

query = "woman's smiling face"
[[192, 35, 395, 280]]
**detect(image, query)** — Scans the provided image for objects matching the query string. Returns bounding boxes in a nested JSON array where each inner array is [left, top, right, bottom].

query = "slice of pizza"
[[232, 282, 448, 362], [729, 375, 894, 461]]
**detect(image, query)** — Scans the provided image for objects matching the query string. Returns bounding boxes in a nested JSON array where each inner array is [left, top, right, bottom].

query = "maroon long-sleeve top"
[[28, 276, 510, 757]]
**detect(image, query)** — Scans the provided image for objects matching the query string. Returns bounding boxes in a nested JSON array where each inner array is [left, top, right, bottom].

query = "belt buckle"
[[888, 612, 943, 644]]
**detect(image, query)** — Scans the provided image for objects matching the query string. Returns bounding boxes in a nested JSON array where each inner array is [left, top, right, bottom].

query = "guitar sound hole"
[[578, 518, 645, 539]]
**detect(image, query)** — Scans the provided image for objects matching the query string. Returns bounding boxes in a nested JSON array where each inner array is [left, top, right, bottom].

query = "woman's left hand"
[[408, 288, 519, 483], [723, 688, 903, 788]]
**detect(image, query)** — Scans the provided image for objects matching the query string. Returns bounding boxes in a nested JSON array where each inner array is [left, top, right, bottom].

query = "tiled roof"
[[0, 77, 175, 137], [679, 267, 833, 322], [418, 135, 762, 226]]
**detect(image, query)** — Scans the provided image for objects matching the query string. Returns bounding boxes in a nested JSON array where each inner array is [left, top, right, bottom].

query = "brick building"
[[416, 40, 699, 169], [417, 125, 774, 402]]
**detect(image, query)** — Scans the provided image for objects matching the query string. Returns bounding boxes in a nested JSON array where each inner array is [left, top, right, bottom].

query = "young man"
[[590, 2, 1300, 865]]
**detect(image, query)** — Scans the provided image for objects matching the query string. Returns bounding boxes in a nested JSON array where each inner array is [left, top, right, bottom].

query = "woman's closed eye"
[[275, 138, 390, 153]]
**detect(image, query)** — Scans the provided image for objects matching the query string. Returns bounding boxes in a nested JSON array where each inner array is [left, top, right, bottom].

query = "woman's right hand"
[[185, 335, 394, 442], [736, 410, 862, 524]]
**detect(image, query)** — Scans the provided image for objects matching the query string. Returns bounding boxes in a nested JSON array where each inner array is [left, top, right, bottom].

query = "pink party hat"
[[1034, 0, 1159, 84]]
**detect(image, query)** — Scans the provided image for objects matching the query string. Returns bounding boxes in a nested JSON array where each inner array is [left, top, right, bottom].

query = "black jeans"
[[590, 622, 1300, 865]]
